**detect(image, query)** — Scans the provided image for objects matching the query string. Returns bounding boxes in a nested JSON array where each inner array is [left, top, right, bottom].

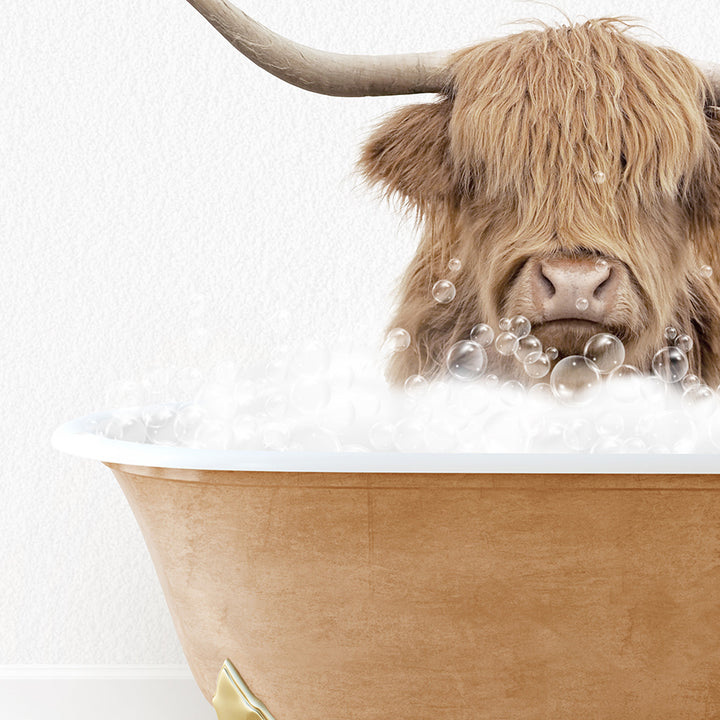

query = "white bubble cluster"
[[96, 320, 719, 454]]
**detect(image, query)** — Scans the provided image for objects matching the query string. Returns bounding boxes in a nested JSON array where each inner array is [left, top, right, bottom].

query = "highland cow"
[[183, 1, 720, 386]]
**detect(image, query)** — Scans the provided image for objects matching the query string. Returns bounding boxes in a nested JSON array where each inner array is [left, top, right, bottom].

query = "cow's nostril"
[[540, 268, 556, 298], [593, 268, 613, 299]]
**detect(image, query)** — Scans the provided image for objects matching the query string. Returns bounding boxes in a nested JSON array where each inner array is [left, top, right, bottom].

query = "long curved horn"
[[184, 0, 453, 96]]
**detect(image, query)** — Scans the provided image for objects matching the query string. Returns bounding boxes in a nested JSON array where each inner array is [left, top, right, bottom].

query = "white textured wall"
[[2, 0, 718, 669]]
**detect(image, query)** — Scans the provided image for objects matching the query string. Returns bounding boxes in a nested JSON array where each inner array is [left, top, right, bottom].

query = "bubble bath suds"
[[96, 317, 720, 454]]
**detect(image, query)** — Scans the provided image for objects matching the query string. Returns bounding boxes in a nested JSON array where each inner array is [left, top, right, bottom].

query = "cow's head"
[[183, 2, 720, 386]]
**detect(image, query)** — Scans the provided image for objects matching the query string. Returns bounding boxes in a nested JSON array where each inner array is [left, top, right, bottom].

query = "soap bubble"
[[369, 421, 395, 451], [644, 411, 695, 452], [526, 420, 565, 453], [290, 426, 341, 452], [195, 382, 237, 420], [425, 380, 451, 406], [575, 297, 589, 312], [265, 355, 289, 383], [681, 384, 716, 419], [545, 346, 559, 360], [681, 374, 700, 391], [231, 414, 258, 449], [296, 340, 331, 376], [485, 374, 499, 388], [509, 315, 531, 339], [448, 258, 462, 273], [592, 170, 606, 184], [290, 376, 330, 414], [675, 334, 693, 353], [609, 364, 641, 381], [194, 419, 233, 449], [700, 264, 713, 278], [383, 328, 411, 354], [423, 417, 459, 452], [499, 317, 511, 331], [393, 418, 426, 452], [96, 411, 146, 443], [142, 405, 177, 445], [265, 391, 289, 419], [262, 422, 291, 450], [528, 382, 553, 401], [452, 383, 489, 417], [235, 379, 257, 410], [352, 389, 382, 424], [524, 353, 551, 378], [318, 398, 356, 433], [550, 355, 602, 405], [622, 437, 648, 453], [591, 436, 624, 453], [583, 333, 625, 374], [342, 444, 370, 453], [470, 323, 494, 347], [174, 403, 207, 445], [500, 381, 525, 406], [515, 335, 542, 363], [404, 374, 429, 397], [606, 366, 643, 403], [563, 418, 595, 451], [595, 258, 608, 273], [432, 280, 456, 304], [664, 326, 678, 341], [652, 346, 689, 383], [446, 340, 487, 381], [495, 332, 519, 356], [595, 412, 624, 437], [640, 376, 667, 403], [327, 356, 355, 392], [708, 412, 720, 449]]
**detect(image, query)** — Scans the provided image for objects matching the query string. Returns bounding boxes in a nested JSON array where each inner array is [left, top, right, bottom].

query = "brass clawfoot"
[[212, 660, 277, 720]]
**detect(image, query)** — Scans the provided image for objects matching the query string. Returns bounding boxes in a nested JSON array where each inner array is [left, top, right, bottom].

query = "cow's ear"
[[358, 97, 454, 213], [684, 101, 720, 267]]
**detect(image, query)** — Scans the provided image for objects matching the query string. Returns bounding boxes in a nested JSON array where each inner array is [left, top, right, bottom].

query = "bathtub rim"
[[52, 409, 720, 474]]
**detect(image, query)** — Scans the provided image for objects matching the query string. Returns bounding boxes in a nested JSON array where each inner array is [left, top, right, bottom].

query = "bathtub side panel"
[[108, 466, 720, 720], [109, 466, 375, 716]]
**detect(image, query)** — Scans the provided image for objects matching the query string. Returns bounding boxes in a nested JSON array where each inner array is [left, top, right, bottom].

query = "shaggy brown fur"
[[359, 17, 720, 386]]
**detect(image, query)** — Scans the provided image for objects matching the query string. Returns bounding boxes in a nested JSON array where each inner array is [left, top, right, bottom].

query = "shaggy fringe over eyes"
[[449, 17, 714, 216]]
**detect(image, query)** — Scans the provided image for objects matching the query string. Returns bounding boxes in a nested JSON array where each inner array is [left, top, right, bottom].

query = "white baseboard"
[[0, 666, 216, 720]]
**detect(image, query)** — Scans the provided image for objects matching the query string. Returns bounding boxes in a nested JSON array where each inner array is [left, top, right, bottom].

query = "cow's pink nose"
[[533, 257, 617, 321]]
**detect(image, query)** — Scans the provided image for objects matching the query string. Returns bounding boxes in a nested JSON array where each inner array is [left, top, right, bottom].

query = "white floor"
[[0, 667, 216, 720]]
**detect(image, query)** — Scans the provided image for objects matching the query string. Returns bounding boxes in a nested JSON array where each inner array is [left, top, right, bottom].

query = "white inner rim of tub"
[[53, 409, 720, 474]]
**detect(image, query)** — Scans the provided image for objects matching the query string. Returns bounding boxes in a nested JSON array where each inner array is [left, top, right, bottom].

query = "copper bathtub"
[[53, 411, 720, 719]]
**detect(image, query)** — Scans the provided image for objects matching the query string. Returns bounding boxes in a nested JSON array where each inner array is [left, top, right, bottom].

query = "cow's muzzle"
[[531, 256, 619, 322]]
